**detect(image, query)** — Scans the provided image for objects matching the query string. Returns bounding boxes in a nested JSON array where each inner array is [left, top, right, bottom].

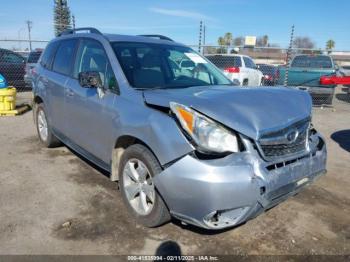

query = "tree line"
[[210, 32, 336, 54]]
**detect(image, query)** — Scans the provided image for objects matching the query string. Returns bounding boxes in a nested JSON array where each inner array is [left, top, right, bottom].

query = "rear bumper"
[[300, 87, 335, 95], [154, 134, 327, 229]]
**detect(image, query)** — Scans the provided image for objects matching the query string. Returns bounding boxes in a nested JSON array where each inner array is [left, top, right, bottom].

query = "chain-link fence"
[[195, 45, 350, 106], [1, 40, 349, 107]]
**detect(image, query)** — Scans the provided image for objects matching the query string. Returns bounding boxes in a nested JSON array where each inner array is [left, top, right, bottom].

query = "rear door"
[[46, 39, 78, 134], [64, 38, 119, 163]]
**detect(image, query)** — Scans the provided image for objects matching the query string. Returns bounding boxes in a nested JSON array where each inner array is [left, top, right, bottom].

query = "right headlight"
[[170, 102, 239, 154]]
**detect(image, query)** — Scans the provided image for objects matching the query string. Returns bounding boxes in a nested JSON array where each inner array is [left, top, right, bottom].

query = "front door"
[[64, 39, 119, 164]]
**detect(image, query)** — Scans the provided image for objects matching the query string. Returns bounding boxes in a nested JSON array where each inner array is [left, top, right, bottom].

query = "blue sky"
[[1, 0, 349, 50]]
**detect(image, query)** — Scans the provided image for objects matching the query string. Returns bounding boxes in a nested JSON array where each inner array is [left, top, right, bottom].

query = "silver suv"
[[32, 28, 327, 230]]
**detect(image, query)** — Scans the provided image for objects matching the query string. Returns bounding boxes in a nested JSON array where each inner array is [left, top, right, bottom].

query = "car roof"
[[205, 54, 250, 58], [55, 32, 186, 47]]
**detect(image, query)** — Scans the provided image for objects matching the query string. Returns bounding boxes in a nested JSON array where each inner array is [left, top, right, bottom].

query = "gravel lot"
[[0, 88, 349, 256]]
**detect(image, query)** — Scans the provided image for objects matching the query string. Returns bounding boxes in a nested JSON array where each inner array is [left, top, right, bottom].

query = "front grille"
[[258, 118, 310, 160]]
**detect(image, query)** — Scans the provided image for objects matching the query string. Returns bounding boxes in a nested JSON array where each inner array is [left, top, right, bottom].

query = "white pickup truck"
[[206, 54, 263, 86]]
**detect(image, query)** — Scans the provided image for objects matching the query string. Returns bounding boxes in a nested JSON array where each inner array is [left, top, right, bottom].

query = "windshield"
[[112, 42, 231, 89], [291, 55, 333, 69]]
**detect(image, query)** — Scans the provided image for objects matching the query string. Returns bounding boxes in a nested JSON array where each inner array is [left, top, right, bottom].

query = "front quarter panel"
[[110, 95, 195, 166]]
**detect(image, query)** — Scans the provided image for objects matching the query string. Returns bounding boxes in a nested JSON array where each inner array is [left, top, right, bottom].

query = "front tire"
[[35, 103, 61, 148], [119, 144, 170, 227]]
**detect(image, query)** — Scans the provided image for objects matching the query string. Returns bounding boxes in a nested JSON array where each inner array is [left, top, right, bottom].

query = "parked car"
[[339, 65, 350, 90], [257, 64, 279, 86], [0, 48, 26, 89], [339, 65, 350, 76], [24, 49, 43, 87], [32, 28, 327, 230], [278, 55, 338, 104], [205, 54, 263, 86]]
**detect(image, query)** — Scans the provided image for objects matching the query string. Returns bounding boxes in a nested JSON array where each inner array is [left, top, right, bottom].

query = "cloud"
[[149, 7, 214, 21]]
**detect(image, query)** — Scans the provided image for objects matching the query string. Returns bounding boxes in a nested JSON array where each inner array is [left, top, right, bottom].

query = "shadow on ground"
[[331, 129, 350, 152], [335, 93, 350, 103]]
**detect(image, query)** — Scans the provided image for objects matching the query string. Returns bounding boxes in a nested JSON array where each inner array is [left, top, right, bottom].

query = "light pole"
[[26, 20, 33, 51], [17, 28, 25, 50]]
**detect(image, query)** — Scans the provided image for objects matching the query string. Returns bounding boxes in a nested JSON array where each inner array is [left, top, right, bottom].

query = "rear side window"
[[52, 39, 78, 75], [27, 51, 42, 63], [206, 56, 242, 68], [40, 42, 59, 69], [243, 57, 257, 69]]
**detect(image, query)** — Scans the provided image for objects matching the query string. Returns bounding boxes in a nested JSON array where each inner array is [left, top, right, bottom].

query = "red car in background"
[[257, 64, 279, 86]]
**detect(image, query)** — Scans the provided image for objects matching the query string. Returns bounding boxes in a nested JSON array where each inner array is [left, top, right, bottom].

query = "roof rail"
[[138, 34, 174, 42], [58, 27, 102, 37]]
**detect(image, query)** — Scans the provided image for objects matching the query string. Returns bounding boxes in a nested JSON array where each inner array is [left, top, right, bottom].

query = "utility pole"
[[26, 20, 33, 51], [203, 24, 206, 46], [284, 25, 295, 87], [198, 21, 203, 53], [72, 14, 76, 30]]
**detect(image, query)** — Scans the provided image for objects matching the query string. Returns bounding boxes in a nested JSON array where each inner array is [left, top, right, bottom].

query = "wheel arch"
[[110, 135, 161, 181]]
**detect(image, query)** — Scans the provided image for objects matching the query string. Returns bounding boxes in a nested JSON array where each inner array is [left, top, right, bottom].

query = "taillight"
[[224, 67, 240, 73]]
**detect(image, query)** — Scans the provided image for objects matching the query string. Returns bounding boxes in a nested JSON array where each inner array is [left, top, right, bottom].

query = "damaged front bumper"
[[154, 133, 327, 230]]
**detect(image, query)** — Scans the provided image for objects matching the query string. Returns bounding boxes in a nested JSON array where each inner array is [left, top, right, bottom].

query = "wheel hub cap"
[[122, 158, 155, 216]]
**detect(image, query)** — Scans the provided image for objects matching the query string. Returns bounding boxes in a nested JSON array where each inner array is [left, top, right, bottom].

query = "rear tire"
[[35, 103, 61, 148], [243, 79, 248, 86], [119, 144, 171, 227]]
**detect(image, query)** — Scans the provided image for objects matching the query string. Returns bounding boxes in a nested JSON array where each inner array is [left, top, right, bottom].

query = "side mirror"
[[334, 64, 339, 70], [78, 71, 102, 89]]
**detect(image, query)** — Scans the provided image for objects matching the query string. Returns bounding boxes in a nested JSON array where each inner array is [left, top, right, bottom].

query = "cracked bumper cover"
[[154, 134, 327, 229]]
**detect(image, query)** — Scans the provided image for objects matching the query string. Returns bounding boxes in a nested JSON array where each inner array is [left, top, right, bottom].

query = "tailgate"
[[287, 68, 336, 88]]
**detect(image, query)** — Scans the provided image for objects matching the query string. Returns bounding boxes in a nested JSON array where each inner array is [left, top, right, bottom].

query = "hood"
[[143, 86, 312, 140]]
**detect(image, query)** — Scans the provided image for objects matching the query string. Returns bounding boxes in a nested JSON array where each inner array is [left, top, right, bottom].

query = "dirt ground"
[[0, 88, 349, 256]]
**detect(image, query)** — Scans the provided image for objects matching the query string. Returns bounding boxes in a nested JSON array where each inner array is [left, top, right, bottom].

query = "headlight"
[[170, 102, 239, 153]]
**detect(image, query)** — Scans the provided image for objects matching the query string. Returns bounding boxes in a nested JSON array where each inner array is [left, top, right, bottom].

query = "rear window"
[[52, 39, 78, 75], [291, 55, 333, 69], [27, 51, 42, 63], [258, 64, 277, 74], [206, 55, 242, 68]]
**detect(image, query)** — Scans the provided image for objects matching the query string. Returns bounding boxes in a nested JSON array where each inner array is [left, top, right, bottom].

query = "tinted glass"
[[0, 51, 23, 63], [40, 42, 59, 69], [52, 39, 78, 75], [112, 42, 231, 89], [27, 51, 42, 63], [291, 55, 333, 69], [206, 55, 242, 68], [257, 64, 276, 75], [243, 57, 256, 69], [74, 39, 117, 91]]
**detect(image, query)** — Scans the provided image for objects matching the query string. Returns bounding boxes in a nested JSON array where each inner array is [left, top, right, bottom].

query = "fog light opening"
[[260, 186, 266, 195], [204, 207, 250, 229]]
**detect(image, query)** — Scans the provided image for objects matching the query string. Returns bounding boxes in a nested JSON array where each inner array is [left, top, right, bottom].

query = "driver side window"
[[74, 39, 118, 91]]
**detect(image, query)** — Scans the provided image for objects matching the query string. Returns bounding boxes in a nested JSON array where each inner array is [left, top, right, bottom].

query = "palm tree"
[[262, 35, 269, 47], [217, 36, 225, 46], [326, 39, 335, 51], [223, 32, 233, 46]]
